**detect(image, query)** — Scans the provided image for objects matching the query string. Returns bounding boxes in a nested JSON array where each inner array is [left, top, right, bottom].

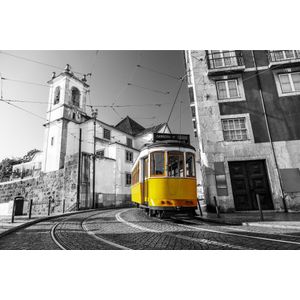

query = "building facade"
[[186, 50, 300, 212]]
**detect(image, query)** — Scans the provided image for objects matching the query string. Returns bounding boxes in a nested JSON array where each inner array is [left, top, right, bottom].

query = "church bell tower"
[[42, 64, 89, 172]]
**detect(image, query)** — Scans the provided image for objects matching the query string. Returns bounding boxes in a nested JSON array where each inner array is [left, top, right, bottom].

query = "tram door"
[[142, 157, 149, 205]]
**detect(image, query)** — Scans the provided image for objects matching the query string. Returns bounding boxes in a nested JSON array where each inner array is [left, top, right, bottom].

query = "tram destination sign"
[[154, 133, 190, 144]]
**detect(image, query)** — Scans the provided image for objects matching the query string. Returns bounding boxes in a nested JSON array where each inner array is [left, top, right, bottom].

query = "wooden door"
[[229, 160, 273, 211]]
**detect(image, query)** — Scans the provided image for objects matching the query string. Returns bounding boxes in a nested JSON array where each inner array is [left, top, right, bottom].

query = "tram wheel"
[[158, 211, 164, 219], [188, 211, 196, 218]]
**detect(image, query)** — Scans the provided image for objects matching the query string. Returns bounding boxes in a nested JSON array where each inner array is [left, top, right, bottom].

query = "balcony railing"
[[207, 51, 245, 74], [268, 50, 300, 65]]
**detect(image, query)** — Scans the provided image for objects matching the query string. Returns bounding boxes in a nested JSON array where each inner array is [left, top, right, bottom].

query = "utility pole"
[[76, 128, 82, 211], [0, 73, 3, 100], [91, 108, 98, 209]]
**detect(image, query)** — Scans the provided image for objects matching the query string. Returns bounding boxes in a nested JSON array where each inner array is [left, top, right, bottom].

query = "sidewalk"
[[196, 211, 300, 229], [0, 214, 66, 238], [0, 215, 40, 236], [0, 210, 93, 238]]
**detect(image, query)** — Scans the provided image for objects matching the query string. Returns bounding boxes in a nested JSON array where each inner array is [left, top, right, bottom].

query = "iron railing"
[[207, 51, 244, 70], [268, 50, 300, 63]]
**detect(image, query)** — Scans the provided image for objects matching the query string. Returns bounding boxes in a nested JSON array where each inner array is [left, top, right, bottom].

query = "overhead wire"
[[0, 51, 85, 75], [127, 82, 170, 95], [136, 64, 181, 80], [1, 98, 48, 104], [2, 77, 49, 87], [0, 98, 94, 145], [109, 51, 143, 121], [0, 73, 3, 99], [0, 98, 48, 121], [163, 78, 185, 132]]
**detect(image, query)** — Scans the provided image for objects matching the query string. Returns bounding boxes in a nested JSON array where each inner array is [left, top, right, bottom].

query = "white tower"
[[42, 64, 89, 172]]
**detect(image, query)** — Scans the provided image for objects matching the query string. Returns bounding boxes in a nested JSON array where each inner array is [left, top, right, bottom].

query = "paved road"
[[1, 208, 300, 250]]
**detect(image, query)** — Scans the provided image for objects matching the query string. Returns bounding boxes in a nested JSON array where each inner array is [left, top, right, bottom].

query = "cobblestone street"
[[1, 208, 300, 250]]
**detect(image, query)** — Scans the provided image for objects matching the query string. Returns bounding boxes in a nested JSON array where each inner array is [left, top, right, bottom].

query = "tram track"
[[167, 215, 300, 248], [116, 209, 250, 250], [50, 209, 132, 250]]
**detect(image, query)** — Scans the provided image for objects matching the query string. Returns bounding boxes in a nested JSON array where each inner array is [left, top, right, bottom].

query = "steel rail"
[[51, 209, 132, 250], [116, 209, 249, 250]]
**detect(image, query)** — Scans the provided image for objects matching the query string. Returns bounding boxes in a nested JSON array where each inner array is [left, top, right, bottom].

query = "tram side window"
[[167, 151, 184, 177], [132, 164, 140, 185], [150, 152, 165, 176], [186, 152, 196, 177]]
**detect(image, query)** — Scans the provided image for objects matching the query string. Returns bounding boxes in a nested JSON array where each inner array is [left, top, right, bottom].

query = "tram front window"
[[167, 151, 184, 177], [150, 152, 165, 176], [186, 152, 195, 177]]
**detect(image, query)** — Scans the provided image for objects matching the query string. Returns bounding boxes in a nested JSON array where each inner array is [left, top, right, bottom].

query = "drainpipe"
[[251, 50, 288, 212]]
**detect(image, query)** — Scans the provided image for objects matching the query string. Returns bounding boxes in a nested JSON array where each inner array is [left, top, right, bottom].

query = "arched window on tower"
[[54, 86, 60, 105], [71, 87, 80, 107]]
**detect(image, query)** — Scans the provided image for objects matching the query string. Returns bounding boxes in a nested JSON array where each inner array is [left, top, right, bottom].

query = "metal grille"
[[268, 50, 300, 63], [207, 51, 244, 70]]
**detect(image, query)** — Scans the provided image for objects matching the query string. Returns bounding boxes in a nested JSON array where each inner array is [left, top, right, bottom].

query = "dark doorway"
[[15, 197, 24, 216], [80, 153, 91, 209], [228, 160, 273, 211]]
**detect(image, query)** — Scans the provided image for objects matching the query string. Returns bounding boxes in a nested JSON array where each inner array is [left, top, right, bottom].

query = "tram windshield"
[[186, 152, 195, 177], [167, 151, 184, 177], [150, 152, 165, 176]]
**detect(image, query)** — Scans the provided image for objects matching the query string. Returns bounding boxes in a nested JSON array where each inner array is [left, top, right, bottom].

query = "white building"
[[15, 64, 170, 208]]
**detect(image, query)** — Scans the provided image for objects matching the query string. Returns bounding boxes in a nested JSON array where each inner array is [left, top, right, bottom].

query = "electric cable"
[[2, 77, 49, 87], [0, 51, 85, 75], [127, 82, 170, 95], [136, 64, 181, 80]]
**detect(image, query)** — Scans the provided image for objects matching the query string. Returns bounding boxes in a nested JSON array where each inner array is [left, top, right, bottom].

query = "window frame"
[[125, 150, 133, 163], [103, 128, 111, 140], [167, 151, 185, 178], [215, 76, 246, 102], [150, 151, 165, 177], [132, 163, 140, 185], [279, 72, 300, 94], [275, 71, 300, 97], [185, 152, 196, 178], [221, 117, 248, 142], [54, 86, 60, 105], [125, 172, 132, 186], [71, 87, 80, 107], [126, 137, 133, 148], [96, 150, 104, 158], [216, 79, 240, 100]]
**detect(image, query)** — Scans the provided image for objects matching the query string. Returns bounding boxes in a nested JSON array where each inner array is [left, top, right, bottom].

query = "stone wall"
[[0, 155, 78, 216]]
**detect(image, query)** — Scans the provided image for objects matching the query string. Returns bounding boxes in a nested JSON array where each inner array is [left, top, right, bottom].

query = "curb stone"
[[195, 216, 242, 226], [242, 222, 300, 230]]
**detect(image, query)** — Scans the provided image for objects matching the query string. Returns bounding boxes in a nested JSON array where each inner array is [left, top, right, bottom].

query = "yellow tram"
[[131, 133, 197, 217]]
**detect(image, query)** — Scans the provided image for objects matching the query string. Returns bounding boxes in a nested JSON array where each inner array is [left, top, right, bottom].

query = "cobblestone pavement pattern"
[[1, 208, 300, 250]]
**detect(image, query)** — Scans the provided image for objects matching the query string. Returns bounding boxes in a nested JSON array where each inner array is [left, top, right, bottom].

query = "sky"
[[0, 50, 196, 161]]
